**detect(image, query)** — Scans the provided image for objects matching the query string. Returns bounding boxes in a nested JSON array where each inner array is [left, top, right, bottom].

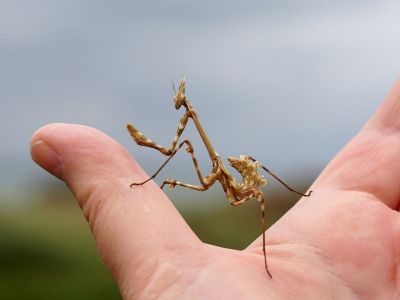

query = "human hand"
[[30, 81, 400, 299]]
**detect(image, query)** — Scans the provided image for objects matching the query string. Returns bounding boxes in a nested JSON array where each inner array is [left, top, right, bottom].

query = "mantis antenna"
[[171, 79, 176, 95]]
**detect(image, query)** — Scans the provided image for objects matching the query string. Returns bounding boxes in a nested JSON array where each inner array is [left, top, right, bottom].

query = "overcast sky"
[[1, 0, 399, 203]]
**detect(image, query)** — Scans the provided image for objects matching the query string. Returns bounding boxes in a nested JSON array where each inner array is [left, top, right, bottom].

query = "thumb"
[[30, 123, 203, 297]]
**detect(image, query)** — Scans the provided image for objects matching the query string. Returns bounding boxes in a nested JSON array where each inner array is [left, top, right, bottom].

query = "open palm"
[[31, 82, 400, 299]]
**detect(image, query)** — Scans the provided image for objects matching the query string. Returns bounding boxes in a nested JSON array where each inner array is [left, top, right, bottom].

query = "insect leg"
[[179, 140, 208, 186], [160, 168, 218, 190], [231, 193, 272, 277], [159, 140, 218, 190], [259, 196, 272, 278], [127, 110, 192, 156], [131, 139, 217, 187], [248, 156, 312, 197], [160, 179, 208, 191]]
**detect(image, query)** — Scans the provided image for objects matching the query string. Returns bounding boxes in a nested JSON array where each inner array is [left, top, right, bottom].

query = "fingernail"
[[30, 140, 64, 180]]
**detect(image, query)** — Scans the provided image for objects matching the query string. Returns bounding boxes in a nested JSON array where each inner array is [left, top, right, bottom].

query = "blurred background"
[[1, 0, 400, 299]]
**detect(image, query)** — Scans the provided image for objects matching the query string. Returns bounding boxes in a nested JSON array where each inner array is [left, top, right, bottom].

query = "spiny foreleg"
[[131, 139, 216, 188], [158, 140, 218, 190], [127, 110, 192, 156]]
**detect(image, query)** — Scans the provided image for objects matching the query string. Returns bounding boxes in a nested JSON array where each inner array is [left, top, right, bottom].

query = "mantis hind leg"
[[259, 196, 272, 278], [232, 194, 272, 278], [248, 156, 312, 197]]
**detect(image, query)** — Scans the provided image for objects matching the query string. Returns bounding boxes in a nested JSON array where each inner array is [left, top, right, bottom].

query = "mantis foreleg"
[[131, 139, 217, 189], [127, 110, 192, 156]]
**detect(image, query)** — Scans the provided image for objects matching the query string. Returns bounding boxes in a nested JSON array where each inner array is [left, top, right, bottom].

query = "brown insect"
[[127, 78, 312, 278]]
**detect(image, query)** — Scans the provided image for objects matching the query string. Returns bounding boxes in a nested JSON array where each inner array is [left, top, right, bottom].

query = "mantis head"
[[173, 78, 187, 109]]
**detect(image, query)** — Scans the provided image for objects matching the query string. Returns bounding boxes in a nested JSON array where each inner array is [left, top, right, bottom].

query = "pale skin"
[[30, 81, 400, 299]]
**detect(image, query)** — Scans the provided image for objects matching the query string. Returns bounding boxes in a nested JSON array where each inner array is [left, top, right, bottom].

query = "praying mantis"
[[127, 78, 312, 278]]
